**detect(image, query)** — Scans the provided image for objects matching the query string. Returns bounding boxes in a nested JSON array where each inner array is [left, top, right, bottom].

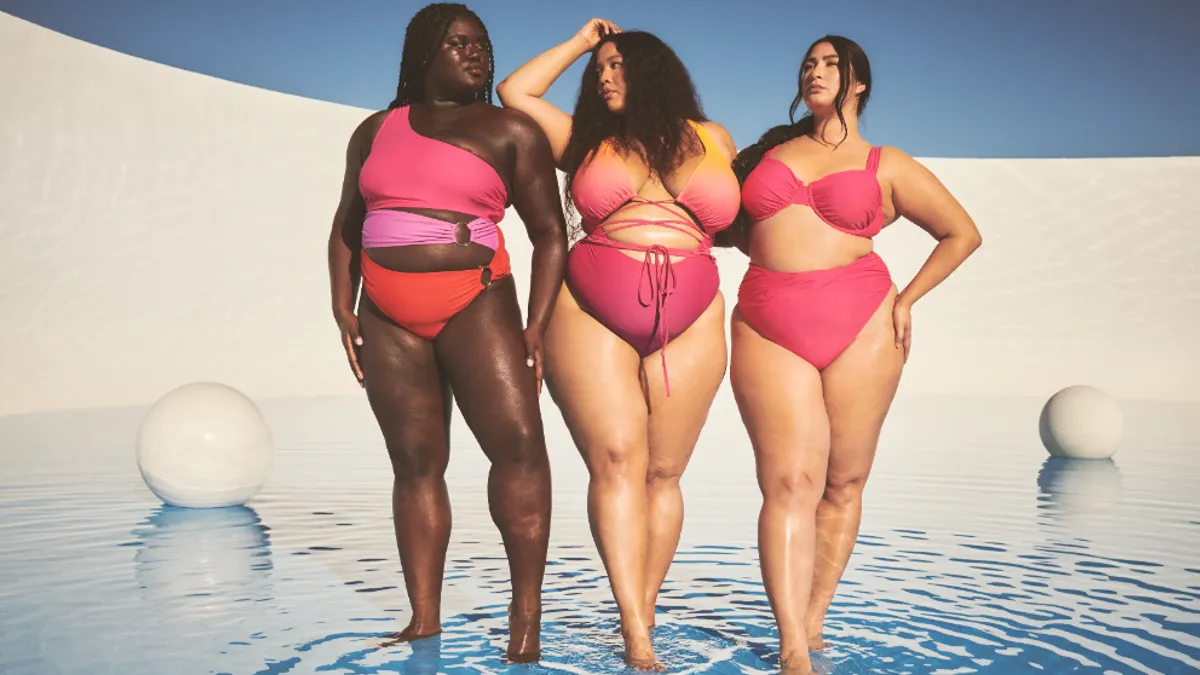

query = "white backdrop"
[[2, 12, 1198, 416]]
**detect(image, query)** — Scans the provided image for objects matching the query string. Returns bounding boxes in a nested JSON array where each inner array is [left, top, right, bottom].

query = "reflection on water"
[[384, 633, 443, 675], [0, 395, 1197, 674], [129, 505, 273, 619], [1037, 457, 1125, 526]]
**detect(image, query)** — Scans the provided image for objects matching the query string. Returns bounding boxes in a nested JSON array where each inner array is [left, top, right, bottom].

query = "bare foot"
[[777, 653, 816, 667], [623, 625, 663, 671], [808, 651, 836, 675], [505, 604, 542, 663], [779, 651, 814, 674], [625, 651, 666, 672], [805, 620, 827, 650], [373, 617, 441, 649]]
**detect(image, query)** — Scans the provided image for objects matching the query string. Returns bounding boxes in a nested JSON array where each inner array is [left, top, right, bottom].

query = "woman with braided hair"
[[719, 35, 981, 673], [498, 17, 740, 671], [326, 2, 568, 662]]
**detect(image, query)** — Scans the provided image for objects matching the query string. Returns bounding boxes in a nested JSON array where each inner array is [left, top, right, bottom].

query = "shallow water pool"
[[2, 393, 1197, 674]]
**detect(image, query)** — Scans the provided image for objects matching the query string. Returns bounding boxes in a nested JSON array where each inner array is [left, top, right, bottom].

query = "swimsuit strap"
[[582, 218, 714, 259], [589, 198, 709, 243], [579, 191, 717, 397], [581, 219, 711, 398], [866, 145, 882, 173], [641, 243, 676, 396]]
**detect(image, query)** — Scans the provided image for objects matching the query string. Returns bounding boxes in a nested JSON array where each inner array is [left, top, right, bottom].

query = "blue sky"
[[3, 0, 1198, 158]]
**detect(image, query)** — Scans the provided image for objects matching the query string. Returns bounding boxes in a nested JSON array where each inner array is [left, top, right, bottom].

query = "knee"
[[645, 463, 684, 489], [589, 439, 646, 483], [823, 474, 867, 507], [488, 419, 549, 470], [760, 469, 825, 509], [387, 441, 448, 481]]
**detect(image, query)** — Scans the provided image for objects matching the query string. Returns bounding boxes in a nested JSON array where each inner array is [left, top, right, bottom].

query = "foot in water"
[[505, 603, 542, 663], [780, 646, 837, 675], [372, 617, 442, 649], [779, 659, 816, 674], [779, 647, 816, 675], [625, 650, 665, 671], [623, 625, 663, 671], [806, 620, 828, 651], [808, 651, 837, 675]]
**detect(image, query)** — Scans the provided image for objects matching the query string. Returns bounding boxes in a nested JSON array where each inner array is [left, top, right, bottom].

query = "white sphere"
[[1039, 385, 1124, 459], [136, 382, 274, 508]]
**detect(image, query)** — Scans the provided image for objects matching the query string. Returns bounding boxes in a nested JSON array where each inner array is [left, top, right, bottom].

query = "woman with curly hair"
[[497, 17, 740, 670], [326, 2, 568, 662], [720, 35, 981, 673]]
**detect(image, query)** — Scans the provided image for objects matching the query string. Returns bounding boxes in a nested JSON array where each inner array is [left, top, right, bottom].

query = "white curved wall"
[[2, 12, 1198, 416]]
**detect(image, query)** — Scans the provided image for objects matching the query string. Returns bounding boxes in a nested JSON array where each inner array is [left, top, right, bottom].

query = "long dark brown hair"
[[560, 30, 707, 220], [716, 35, 872, 247]]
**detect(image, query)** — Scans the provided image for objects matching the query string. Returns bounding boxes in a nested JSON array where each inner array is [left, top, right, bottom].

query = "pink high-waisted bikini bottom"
[[737, 251, 893, 370], [567, 238, 719, 395]]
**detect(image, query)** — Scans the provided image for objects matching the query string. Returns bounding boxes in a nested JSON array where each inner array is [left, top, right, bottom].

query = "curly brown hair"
[[560, 31, 707, 219]]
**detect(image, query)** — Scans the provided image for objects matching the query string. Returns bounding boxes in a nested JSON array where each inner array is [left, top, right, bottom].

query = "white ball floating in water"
[[1039, 385, 1123, 459], [136, 382, 274, 508]]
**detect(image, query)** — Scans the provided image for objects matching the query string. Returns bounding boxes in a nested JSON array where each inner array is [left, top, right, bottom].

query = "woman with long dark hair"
[[721, 35, 982, 673], [326, 2, 568, 663], [497, 18, 740, 670]]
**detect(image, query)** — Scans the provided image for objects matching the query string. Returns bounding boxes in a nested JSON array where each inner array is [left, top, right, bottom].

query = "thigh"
[[434, 276, 545, 462], [731, 307, 829, 490], [820, 287, 904, 484], [358, 294, 452, 471], [643, 291, 727, 478], [544, 282, 648, 470]]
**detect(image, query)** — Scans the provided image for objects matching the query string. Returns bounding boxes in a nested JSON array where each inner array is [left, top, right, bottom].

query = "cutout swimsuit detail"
[[356, 106, 511, 339], [567, 121, 740, 395]]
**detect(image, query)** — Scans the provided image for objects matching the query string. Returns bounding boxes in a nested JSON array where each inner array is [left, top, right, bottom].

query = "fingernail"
[[355, 337, 363, 346]]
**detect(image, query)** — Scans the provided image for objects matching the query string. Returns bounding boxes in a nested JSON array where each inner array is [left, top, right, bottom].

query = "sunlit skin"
[[327, 10, 568, 665], [729, 39, 982, 674], [595, 42, 627, 114], [497, 18, 738, 671]]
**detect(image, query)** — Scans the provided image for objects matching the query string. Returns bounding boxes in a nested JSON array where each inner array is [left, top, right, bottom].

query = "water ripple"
[[2, 398, 1199, 674]]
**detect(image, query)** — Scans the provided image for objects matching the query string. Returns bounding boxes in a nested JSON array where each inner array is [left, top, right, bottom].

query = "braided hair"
[[387, 3, 494, 109], [717, 35, 872, 248]]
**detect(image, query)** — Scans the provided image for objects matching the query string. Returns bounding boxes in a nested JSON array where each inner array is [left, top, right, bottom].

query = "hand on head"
[[576, 18, 622, 50]]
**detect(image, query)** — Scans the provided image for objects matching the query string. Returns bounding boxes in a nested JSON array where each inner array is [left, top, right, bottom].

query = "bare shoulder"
[[488, 105, 552, 152], [877, 144, 946, 185], [701, 120, 739, 160], [876, 145, 925, 172], [357, 109, 391, 134], [349, 109, 391, 150], [361, 108, 392, 126]]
